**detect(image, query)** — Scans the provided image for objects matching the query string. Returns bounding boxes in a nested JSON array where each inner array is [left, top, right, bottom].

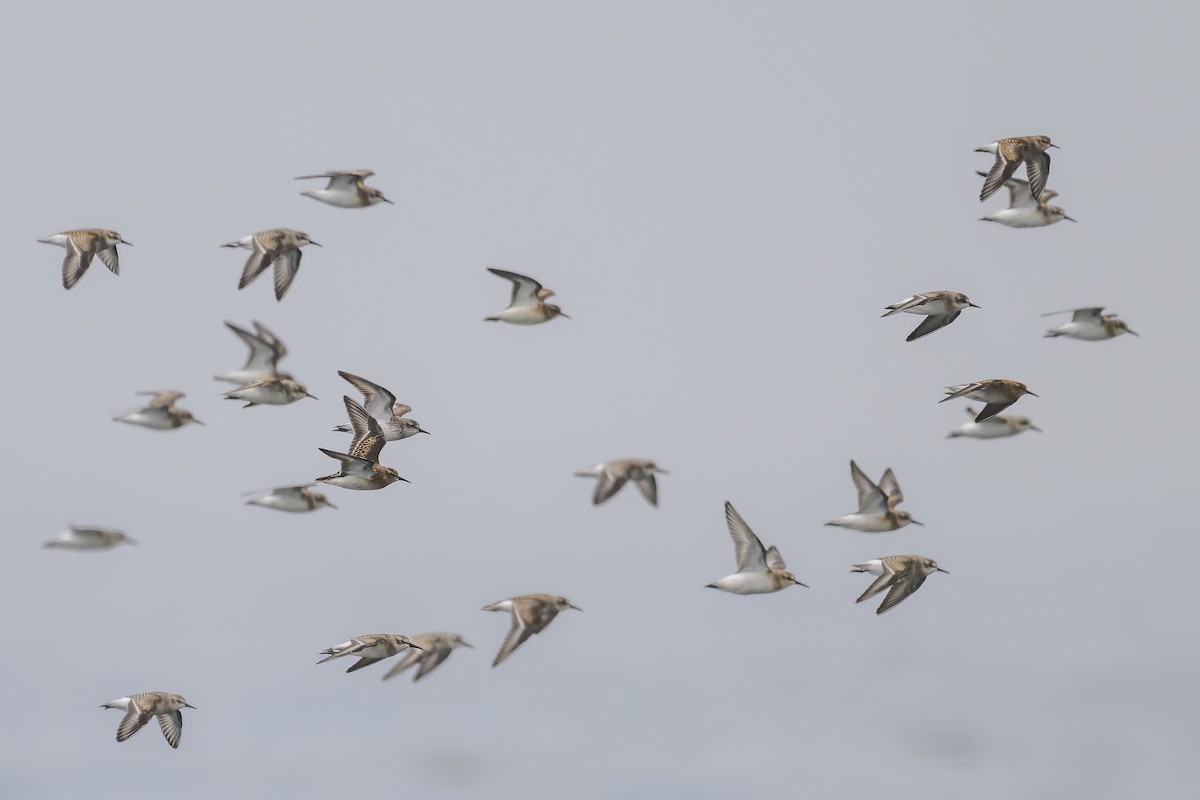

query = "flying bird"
[[882, 291, 980, 341], [976, 135, 1057, 202], [574, 459, 668, 506], [706, 501, 807, 594], [482, 594, 580, 667], [101, 692, 194, 749], [851, 555, 947, 615], [38, 229, 131, 289], [484, 268, 569, 324], [222, 229, 320, 301], [825, 460, 922, 532], [296, 169, 393, 208]]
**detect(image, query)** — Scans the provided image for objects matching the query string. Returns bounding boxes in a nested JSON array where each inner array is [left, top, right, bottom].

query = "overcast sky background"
[[1, 2, 1197, 798]]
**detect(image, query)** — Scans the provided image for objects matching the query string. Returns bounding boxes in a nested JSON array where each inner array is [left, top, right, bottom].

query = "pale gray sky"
[[2, 2, 1198, 798]]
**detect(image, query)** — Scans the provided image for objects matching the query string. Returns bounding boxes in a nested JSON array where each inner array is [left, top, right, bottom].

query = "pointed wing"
[[338, 371, 397, 422], [318, 448, 377, 477], [632, 475, 658, 506], [940, 382, 981, 403], [764, 545, 787, 571], [96, 246, 120, 275], [237, 240, 273, 289], [849, 461, 887, 514], [141, 391, 184, 408], [487, 268, 543, 307], [224, 322, 275, 372], [61, 240, 91, 290], [412, 646, 451, 681], [116, 707, 151, 742], [975, 401, 1015, 422], [855, 570, 896, 604], [342, 397, 387, 462], [978, 171, 1037, 208], [881, 294, 924, 317], [271, 248, 302, 301], [878, 468, 904, 509], [724, 501, 767, 572], [592, 468, 628, 505], [252, 321, 288, 361], [156, 711, 183, 748], [1025, 150, 1051, 200], [979, 153, 1020, 202], [875, 572, 928, 614], [906, 312, 960, 341], [1072, 307, 1104, 322], [345, 656, 382, 673], [492, 606, 538, 667], [382, 648, 424, 681]]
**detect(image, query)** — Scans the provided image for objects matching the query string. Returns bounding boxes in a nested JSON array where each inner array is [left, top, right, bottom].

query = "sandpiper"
[[296, 170, 393, 208], [940, 379, 1037, 422], [947, 407, 1041, 439], [243, 485, 337, 512], [575, 459, 668, 506], [882, 291, 979, 341], [101, 692, 194, 748], [215, 321, 292, 385], [316, 396, 409, 490], [224, 377, 315, 407], [852, 555, 947, 615], [707, 501, 807, 594], [1043, 307, 1138, 340], [43, 525, 136, 550], [113, 391, 203, 429], [222, 229, 320, 301], [382, 633, 473, 682], [317, 634, 423, 673], [825, 460, 921, 532], [333, 371, 428, 440], [484, 268, 569, 324], [483, 594, 580, 667], [38, 229, 131, 289], [976, 171, 1075, 227], [976, 135, 1057, 202]]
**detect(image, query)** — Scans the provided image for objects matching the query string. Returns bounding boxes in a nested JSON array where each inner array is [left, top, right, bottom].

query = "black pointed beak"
[[568, 604, 583, 612], [1064, 215, 1077, 222], [1027, 391, 1039, 397], [419, 428, 431, 435], [381, 197, 395, 205], [936, 568, 950, 574], [968, 303, 981, 308], [306, 393, 318, 400], [910, 519, 924, 526], [185, 703, 197, 709], [1126, 329, 1140, 337], [1048, 143, 1060, 149], [1029, 425, 1043, 433], [310, 241, 323, 247], [120, 239, 133, 246]]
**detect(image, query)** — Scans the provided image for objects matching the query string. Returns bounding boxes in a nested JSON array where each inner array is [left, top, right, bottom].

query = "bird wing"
[[1025, 150, 1051, 201], [875, 572, 928, 614], [906, 312, 960, 341], [488, 267, 543, 307], [724, 501, 767, 572], [96, 245, 120, 275], [878, 468, 904, 509], [61, 238, 91, 290], [632, 475, 658, 506], [979, 153, 1020, 202], [156, 711, 183, 749], [271, 247, 302, 301], [338, 371, 397, 422], [850, 460, 886, 514]]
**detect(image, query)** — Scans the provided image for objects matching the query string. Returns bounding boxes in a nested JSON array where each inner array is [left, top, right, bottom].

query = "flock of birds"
[[39, 142, 1138, 749]]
